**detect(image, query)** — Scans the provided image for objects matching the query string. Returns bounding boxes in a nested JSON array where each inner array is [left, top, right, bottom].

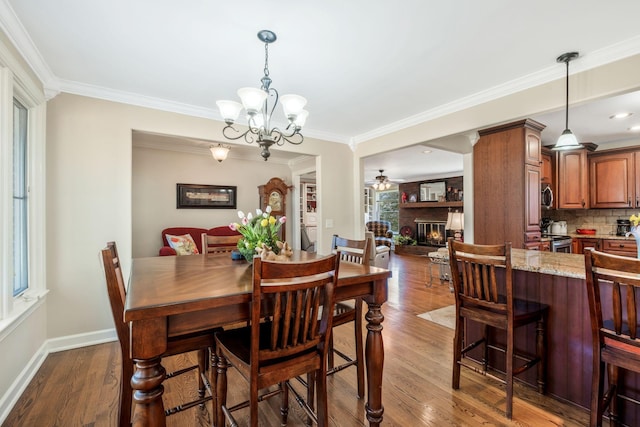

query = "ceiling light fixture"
[[552, 51, 581, 151], [630, 125, 640, 132], [216, 30, 308, 161], [610, 112, 633, 119], [372, 169, 391, 190], [210, 144, 230, 162]]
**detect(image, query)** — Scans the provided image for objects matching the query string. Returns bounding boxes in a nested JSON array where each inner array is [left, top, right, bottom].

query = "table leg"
[[131, 357, 167, 427], [364, 301, 384, 426]]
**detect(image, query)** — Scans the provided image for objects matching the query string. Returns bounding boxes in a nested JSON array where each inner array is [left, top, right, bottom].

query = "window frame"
[[375, 188, 399, 233], [0, 60, 47, 336]]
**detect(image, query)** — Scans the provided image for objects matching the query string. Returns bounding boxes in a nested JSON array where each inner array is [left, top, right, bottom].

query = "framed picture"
[[176, 184, 237, 209]]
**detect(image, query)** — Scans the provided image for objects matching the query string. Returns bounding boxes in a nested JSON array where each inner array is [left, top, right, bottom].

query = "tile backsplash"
[[544, 209, 638, 235]]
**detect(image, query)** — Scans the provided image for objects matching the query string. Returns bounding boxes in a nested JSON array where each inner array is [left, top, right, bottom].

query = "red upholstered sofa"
[[159, 226, 241, 256]]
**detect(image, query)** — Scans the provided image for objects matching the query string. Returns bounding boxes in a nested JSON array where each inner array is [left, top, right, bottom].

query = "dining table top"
[[125, 251, 391, 323]]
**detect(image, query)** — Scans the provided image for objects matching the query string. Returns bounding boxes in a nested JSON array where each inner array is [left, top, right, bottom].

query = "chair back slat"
[[201, 233, 242, 255], [585, 249, 640, 347], [449, 239, 510, 311], [252, 254, 339, 362], [628, 284, 638, 339]]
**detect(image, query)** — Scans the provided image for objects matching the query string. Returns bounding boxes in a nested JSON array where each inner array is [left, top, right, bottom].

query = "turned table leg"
[[131, 357, 167, 427], [364, 301, 385, 426]]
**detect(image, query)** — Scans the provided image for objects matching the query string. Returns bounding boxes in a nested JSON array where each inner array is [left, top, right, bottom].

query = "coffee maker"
[[541, 218, 553, 235], [617, 219, 631, 236]]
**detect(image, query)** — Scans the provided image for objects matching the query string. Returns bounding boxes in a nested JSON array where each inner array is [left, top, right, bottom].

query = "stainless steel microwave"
[[541, 184, 553, 209]]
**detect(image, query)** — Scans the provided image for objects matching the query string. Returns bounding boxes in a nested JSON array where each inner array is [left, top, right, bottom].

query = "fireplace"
[[415, 220, 447, 247]]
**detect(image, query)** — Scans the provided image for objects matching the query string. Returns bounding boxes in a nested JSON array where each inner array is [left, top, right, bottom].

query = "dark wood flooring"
[[2, 253, 590, 426]]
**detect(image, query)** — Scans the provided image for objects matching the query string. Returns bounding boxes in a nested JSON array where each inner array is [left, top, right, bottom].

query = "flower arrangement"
[[230, 206, 286, 262], [631, 213, 640, 228]]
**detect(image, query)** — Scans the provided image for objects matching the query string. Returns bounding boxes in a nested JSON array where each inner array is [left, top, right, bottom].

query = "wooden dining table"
[[124, 251, 391, 426]]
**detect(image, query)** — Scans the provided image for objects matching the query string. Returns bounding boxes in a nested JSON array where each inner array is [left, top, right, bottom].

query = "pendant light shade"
[[551, 52, 581, 151], [210, 144, 230, 162]]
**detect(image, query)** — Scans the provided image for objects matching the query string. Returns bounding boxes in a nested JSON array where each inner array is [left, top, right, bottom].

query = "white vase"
[[625, 226, 640, 258]]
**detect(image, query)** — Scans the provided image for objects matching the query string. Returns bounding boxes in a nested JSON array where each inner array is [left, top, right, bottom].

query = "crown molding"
[[0, 0, 57, 98], [3, 0, 639, 147], [352, 35, 640, 145]]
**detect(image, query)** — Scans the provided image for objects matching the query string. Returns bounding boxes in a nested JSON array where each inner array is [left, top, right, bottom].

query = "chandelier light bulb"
[[281, 94, 307, 120], [294, 110, 309, 128], [216, 100, 243, 124], [237, 87, 267, 114]]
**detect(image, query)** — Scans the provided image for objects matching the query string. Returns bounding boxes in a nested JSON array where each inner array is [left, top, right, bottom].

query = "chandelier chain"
[[263, 42, 270, 78]]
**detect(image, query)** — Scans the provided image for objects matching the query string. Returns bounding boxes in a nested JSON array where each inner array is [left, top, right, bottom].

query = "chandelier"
[[372, 170, 391, 190], [216, 30, 308, 161]]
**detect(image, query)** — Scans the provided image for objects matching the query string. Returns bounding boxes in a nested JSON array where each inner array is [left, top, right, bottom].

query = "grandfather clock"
[[258, 177, 291, 241]]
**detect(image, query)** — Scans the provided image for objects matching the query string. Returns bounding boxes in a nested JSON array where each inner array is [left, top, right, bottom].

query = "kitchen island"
[[472, 249, 640, 422]]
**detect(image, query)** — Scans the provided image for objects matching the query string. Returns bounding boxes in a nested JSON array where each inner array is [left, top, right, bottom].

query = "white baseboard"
[[45, 328, 117, 353], [0, 328, 117, 425]]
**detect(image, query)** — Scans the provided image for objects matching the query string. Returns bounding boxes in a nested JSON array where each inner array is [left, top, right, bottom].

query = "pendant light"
[[551, 52, 581, 151]]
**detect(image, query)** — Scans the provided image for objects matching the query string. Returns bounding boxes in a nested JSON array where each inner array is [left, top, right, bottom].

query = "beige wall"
[[45, 93, 353, 339], [132, 145, 293, 257]]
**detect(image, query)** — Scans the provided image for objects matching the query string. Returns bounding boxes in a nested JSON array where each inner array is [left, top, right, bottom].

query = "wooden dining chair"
[[201, 232, 242, 255], [101, 242, 218, 426], [328, 234, 371, 398], [214, 253, 340, 427], [585, 248, 640, 427], [448, 238, 549, 419]]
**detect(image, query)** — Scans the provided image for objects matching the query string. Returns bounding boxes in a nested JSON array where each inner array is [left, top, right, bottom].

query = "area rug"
[[417, 305, 455, 330]]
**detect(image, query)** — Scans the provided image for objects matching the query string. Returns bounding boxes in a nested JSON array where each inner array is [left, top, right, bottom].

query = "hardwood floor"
[[2, 254, 590, 426]]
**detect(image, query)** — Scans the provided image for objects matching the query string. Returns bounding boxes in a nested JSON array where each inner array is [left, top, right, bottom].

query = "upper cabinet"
[[541, 147, 554, 184], [556, 143, 597, 209], [589, 148, 640, 209], [474, 118, 545, 249]]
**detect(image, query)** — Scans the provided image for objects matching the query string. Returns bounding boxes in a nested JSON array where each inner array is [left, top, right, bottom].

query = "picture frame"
[[176, 183, 237, 209]]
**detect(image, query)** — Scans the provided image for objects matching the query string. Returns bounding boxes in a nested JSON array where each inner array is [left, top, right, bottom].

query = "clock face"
[[268, 191, 282, 211]]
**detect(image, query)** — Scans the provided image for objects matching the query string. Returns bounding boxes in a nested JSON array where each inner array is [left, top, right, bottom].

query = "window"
[[13, 99, 28, 296], [0, 57, 47, 328], [375, 189, 399, 232]]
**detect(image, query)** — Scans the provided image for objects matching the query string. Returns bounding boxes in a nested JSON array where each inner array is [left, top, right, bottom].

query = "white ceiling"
[[3, 0, 640, 183]]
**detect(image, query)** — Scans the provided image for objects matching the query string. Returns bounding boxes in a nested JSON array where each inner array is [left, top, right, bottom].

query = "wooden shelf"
[[400, 201, 463, 209]]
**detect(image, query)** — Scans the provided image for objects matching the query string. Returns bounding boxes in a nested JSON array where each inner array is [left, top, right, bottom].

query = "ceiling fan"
[[366, 169, 404, 190]]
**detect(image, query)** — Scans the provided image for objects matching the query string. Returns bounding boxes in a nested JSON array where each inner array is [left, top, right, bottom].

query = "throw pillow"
[[166, 234, 200, 256]]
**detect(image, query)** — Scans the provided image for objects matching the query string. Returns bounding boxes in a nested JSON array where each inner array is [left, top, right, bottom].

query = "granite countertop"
[[511, 249, 586, 280], [568, 232, 635, 240]]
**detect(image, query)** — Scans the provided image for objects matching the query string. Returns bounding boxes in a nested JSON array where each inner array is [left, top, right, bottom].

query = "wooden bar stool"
[[448, 238, 549, 419], [585, 248, 640, 426]]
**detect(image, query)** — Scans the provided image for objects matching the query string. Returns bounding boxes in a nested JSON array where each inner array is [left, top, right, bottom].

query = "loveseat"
[[365, 220, 393, 249], [159, 226, 241, 256]]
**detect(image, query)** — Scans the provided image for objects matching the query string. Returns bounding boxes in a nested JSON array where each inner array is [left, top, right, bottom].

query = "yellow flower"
[[261, 218, 268, 227], [269, 216, 276, 225], [631, 214, 640, 227]]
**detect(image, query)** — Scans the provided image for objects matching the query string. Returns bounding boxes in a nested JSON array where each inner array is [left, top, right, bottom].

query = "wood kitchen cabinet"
[[474, 118, 545, 249], [601, 238, 637, 257], [572, 238, 599, 255], [556, 143, 596, 209], [589, 148, 640, 208], [541, 147, 554, 184]]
